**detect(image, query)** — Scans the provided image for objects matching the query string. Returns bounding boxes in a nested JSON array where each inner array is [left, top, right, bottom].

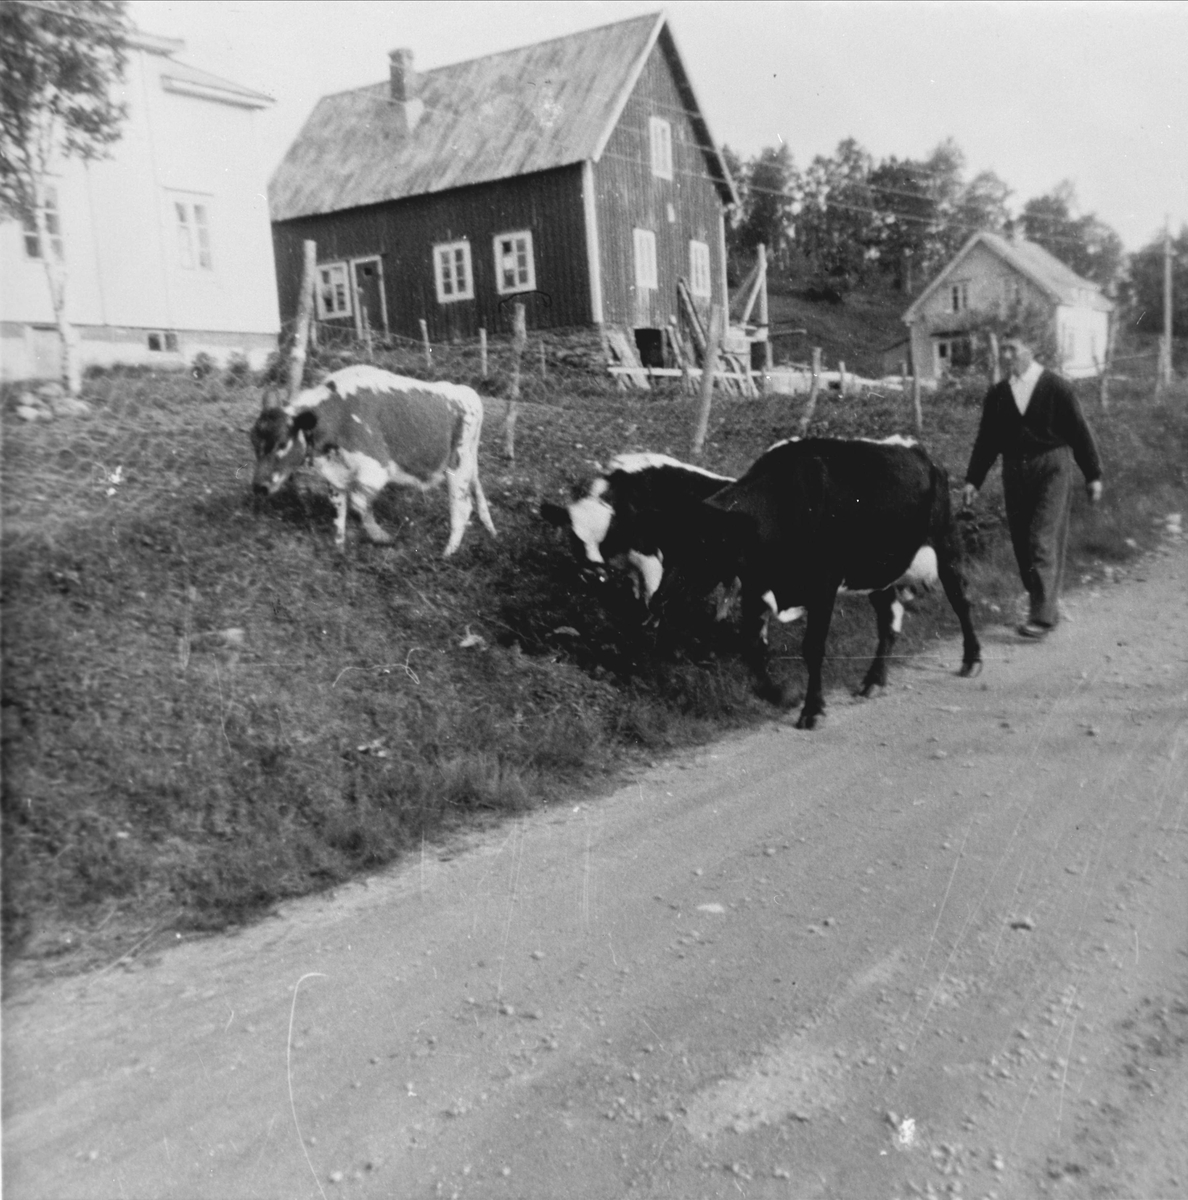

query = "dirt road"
[[5, 540, 1186, 1200]]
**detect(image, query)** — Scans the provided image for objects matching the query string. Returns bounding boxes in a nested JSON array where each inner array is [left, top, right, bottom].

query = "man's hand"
[[961, 483, 978, 510], [1087, 479, 1103, 505]]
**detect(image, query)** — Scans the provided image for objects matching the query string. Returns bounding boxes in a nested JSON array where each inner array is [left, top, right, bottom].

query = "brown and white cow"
[[251, 365, 497, 556]]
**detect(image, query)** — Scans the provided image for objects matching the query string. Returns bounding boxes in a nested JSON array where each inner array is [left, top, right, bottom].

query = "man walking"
[[962, 333, 1103, 639]]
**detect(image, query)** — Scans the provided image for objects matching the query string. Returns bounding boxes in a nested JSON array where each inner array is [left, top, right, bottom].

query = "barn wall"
[[271, 165, 591, 342], [591, 36, 728, 331]]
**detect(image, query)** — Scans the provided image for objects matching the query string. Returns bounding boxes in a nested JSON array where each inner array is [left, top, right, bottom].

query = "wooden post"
[[1158, 218, 1174, 390], [503, 302, 525, 461], [1099, 310, 1117, 410], [539, 338, 547, 379], [987, 329, 1000, 385], [358, 290, 373, 360], [287, 240, 317, 401], [900, 362, 908, 400], [479, 327, 488, 379], [690, 303, 723, 459], [799, 346, 822, 434], [838, 360, 847, 397], [911, 368, 923, 433], [419, 319, 432, 372]]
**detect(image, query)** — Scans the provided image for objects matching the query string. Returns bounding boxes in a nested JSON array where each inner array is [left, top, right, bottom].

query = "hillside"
[[763, 283, 909, 377]]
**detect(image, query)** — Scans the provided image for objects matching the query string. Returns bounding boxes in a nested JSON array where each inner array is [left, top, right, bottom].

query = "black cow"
[[541, 452, 736, 610], [651, 436, 983, 729]]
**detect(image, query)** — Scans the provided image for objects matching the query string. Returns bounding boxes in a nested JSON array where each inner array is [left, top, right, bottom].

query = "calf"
[[251, 365, 496, 556], [541, 452, 734, 609], [651, 436, 982, 728]]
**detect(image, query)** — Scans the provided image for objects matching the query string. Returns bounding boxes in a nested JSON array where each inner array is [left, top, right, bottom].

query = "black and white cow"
[[651, 436, 983, 729], [251, 365, 497, 556], [541, 452, 735, 609]]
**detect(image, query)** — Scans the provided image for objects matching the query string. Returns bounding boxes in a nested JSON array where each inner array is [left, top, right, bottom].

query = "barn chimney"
[[389, 47, 413, 103]]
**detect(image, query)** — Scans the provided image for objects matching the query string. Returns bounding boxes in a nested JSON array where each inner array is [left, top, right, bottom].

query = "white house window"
[[950, 281, 969, 313], [634, 228, 657, 290], [174, 198, 213, 270], [493, 231, 535, 294], [434, 239, 473, 303], [689, 240, 712, 297], [649, 116, 673, 180], [22, 185, 63, 259], [316, 262, 352, 319]]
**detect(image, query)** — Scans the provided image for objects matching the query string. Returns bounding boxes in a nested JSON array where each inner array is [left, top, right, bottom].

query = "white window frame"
[[172, 195, 213, 271], [493, 230, 536, 295], [649, 116, 673, 181], [434, 239, 474, 303], [22, 185, 63, 260], [633, 228, 658, 290], [316, 261, 353, 319], [689, 240, 712, 298]]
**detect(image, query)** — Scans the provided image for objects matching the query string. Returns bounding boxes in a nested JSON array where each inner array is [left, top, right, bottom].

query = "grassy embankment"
[[3, 333, 1184, 976]]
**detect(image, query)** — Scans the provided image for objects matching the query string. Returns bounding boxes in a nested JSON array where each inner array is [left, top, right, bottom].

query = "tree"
[[735, 143, 796, 267], [794, 137, 876, 294], [1021, 182, 1124, 291], [1126, 225, 1188, 338], [1, 0, 130, 394]]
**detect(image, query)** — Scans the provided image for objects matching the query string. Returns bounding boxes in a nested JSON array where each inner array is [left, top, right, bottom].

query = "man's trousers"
[[1002, 447, 1075, 628]]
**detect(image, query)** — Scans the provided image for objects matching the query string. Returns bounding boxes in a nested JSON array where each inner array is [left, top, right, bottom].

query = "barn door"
[[351, 257, 388, 339]]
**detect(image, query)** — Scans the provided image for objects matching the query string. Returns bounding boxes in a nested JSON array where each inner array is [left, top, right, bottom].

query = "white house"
[[0, 30, 280, 382], [902, 231, 1113, 382]]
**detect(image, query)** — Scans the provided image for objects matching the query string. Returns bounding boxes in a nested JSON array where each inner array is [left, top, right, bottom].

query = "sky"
[[128, 0, 1187, 252]]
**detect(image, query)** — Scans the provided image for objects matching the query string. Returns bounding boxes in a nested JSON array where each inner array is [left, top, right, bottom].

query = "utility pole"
[[1159, 217, 1174, 388]]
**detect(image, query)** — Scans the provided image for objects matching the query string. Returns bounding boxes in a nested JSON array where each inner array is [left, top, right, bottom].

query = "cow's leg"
[[351, 490, 392, 544], [442, 468, 473, 557], [741, 587, 787, 707], [860, 587, 901, 696], [470, 467, 497, 538], [797, 590, 839, 730], [936, 550, 983, 677], [332, 490, 349, 550]]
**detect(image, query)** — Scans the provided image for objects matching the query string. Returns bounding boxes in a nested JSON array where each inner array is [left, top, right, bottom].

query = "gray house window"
[[434, 240, 473, 303]]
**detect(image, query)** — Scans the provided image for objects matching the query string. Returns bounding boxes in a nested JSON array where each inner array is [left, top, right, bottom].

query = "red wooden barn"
[[268, 12, 738, 364]]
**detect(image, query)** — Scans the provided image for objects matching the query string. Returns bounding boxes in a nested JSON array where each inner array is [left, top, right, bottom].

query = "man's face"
[[1002, 339, 1034, 378]]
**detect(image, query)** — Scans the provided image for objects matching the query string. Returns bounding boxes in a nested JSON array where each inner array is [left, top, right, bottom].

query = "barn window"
[[633, 228, 657, 290], [649, 117, 673, 180], [493, 231, 535, 295], [173, 197, 213, 270], [23, 185, 63, 259], [434, 239, 473, 303], [689, 240, 712, 298], [315, 262, 352, 319]]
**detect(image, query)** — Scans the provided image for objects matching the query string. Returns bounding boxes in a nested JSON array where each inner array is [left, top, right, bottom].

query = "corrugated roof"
[[903, 231, 1113, 322], [270, 12, 734, 222]]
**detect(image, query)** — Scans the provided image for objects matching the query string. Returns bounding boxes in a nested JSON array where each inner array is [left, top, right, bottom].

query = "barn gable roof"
[[269, 11, 737, 222], [903, 231, 1113, 323]]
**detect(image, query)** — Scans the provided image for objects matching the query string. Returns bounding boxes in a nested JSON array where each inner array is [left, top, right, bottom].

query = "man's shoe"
[[1017, 621, 1050, 639]]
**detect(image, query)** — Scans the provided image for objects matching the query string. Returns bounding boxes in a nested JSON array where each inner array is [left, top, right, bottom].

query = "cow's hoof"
[[959, 659, 983, 678], [795, 709, 821, 730], [858, 681, 885, 699]]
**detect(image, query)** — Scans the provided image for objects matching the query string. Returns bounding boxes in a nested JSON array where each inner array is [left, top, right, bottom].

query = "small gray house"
[[269, 12, 738, 363], [902, 231, 1113, 381]]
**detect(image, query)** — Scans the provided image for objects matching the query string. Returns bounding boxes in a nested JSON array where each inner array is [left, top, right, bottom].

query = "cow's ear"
[[260, 385, 285, 411], [540, 501, 570, 527], [293, 409, 318, 435]]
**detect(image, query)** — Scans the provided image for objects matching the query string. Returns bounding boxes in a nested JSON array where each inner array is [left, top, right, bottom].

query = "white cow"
[[251, 365, 496, 556]]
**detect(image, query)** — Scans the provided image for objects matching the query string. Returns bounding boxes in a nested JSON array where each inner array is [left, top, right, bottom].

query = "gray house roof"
[[269, 11, 737, 222], [903, 231, 1114, 323]]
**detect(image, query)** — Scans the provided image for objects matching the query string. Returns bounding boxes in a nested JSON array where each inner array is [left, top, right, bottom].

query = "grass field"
[[3, 351, 1185, 977]]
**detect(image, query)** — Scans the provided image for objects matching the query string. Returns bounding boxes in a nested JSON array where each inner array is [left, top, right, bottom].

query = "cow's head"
[[541, 475, 619, 586], [647, 505, 749, 625], [250, 387, 318, 495]]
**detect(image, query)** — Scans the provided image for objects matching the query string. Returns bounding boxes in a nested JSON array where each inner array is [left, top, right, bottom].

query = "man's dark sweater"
[[965, 370, 1102, 489]]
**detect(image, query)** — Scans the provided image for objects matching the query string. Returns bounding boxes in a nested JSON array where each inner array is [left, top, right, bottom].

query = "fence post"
[[503, 302, 525, 461], [479, 327, 488, 379], [799, 346, 822, 434], [539, 338, 547, 379], [690, 304, 723, 459], [987, 329, 1000, 385], [419, 319, 432, 372], [838, 359, 847, 397], [287, 240, 317, 401], [1099, 312, 1116, 410], [912, 368, 923, 433]]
